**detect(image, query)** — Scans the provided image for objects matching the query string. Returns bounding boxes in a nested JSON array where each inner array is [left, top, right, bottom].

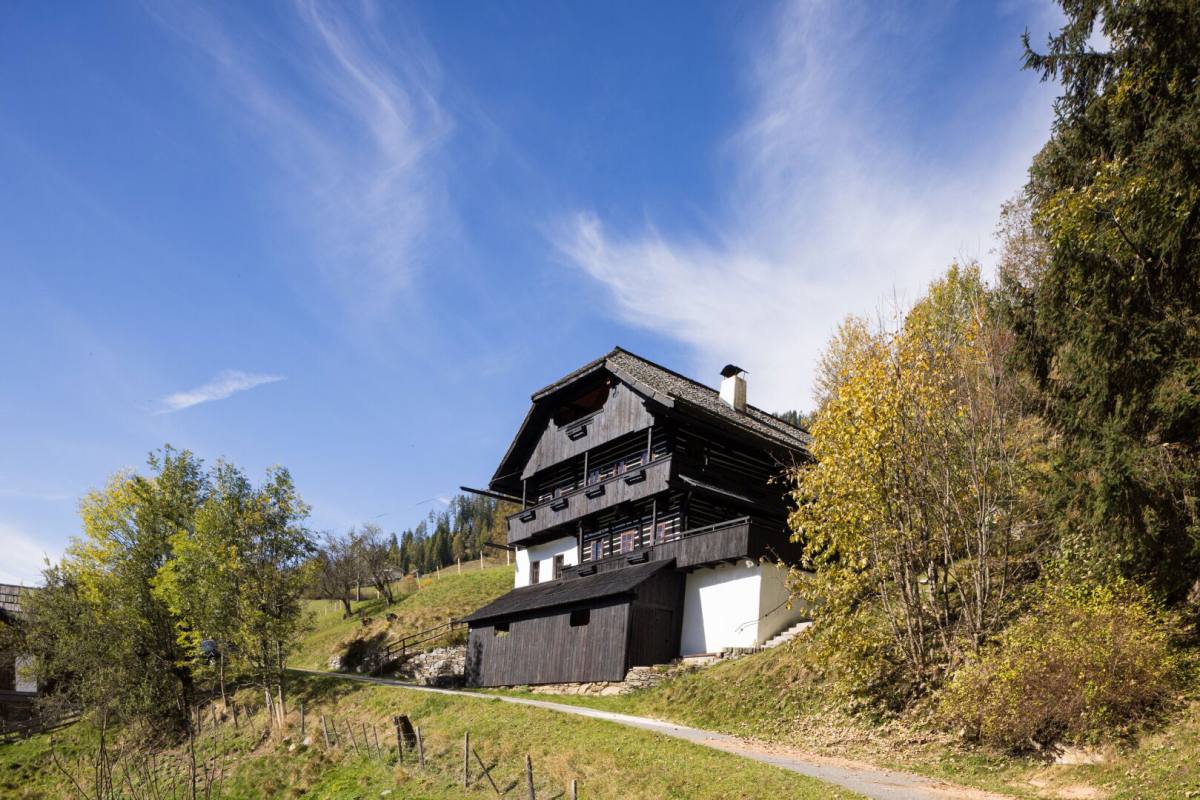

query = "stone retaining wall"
[[388, 646, 466, 687]]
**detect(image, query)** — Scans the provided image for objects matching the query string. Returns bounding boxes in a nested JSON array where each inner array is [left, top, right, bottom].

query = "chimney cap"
[[720, 364, 746, 378]]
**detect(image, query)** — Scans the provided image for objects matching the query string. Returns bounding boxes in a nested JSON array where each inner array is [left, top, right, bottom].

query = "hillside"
[[483, 637, 1200, 799], [0, 672, 860, 799], [292, 564, 515, 671]]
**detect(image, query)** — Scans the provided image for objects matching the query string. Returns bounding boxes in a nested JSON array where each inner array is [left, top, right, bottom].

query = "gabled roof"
[[490, 348, 810, 491], [601, 348, 811, 451], [460, 559, 673, 623]]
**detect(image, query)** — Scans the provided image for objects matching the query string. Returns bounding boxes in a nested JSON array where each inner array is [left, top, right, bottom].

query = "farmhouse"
[[0, 584, 38, 727], [462, 348, 810, 687]]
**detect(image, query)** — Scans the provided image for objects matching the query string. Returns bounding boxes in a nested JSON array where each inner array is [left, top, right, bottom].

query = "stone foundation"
[[388, 646, 466, 687], [526, 663, 698, 696]]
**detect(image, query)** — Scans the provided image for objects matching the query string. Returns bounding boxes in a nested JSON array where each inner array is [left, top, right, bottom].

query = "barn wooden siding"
[[464, 568, 685, 688], [465, 598, 631, 687]]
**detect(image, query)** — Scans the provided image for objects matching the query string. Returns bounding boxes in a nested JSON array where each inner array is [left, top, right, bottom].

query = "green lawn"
[[0, 672, 862, 799], [292, 565, 515, 671], [474, 638, 1200, 799]]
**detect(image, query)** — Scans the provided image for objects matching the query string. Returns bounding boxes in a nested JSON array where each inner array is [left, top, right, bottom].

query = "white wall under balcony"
[[756, 563, 809, 644], [680, 561, 761, 654], [514, 536, 579, 588], [680, 561, 809, 654]]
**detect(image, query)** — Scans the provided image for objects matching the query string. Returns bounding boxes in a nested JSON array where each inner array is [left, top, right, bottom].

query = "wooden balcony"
[[565, 516, 798, 577], [506, 456, 673, 545]]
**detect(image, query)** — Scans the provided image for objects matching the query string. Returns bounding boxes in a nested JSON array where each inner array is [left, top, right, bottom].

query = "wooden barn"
[[462, 348, 811, 688]]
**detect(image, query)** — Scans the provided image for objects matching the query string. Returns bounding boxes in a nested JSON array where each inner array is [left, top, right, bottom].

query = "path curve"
[[289, 668, 1010, 800]]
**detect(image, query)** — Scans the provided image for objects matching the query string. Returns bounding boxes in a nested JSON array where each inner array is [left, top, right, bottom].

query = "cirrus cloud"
[[159, 370, 284, 413], [553, 0, 1060, 411]]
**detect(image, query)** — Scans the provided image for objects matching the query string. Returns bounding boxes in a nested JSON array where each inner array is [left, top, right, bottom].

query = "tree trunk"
[[218, 651, 228, 711], [276, 641, 287, 718], [341, 597, 353, 618]]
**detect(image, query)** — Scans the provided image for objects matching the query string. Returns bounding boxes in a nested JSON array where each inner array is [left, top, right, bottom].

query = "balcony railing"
[[568, 516, 797, 575], [506, 455, 672, 545]]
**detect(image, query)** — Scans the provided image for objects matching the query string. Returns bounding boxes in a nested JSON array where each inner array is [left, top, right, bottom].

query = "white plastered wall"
[[15, 654, 37, 694], [680, 561, 762, 654], [514, 536, 579, 588], [680, 561, 811, 654], [756, 563, 810, 644]]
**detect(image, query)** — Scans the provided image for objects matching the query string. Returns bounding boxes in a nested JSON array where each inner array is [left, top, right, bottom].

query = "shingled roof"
[[532, 347, 809, 446], [490, 347, 809, 493], [460, 559, 673, 624], [607, 348, 810, 450], [0, 584, 27, 622]]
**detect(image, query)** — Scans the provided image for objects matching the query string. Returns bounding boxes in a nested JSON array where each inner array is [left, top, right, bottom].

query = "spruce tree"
[[1005, 0, 1200, 596]]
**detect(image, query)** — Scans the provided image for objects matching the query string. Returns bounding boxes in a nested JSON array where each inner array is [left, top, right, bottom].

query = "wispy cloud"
[[159, 370, 284, 413], [553, 0, 1058, 411], [0, 522, 56, 586], [148, 0, 453, 315]]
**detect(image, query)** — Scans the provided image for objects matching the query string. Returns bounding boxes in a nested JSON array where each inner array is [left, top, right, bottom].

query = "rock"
[[328, 655, 343, 671], [1055, 746, 1106, 765]]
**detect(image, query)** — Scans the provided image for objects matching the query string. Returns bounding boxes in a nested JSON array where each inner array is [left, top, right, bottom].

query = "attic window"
[[554, 384, 610, 427], [494, 622, 510, 637], [570, 609, 590, 627]]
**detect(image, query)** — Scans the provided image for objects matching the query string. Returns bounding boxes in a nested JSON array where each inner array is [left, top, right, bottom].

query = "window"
[[554, 385, 609, 426], [569, 609, 590, 627], [530, 560, 540, 584], [553, 554, 564, 580], [654, 522, 668, 545], [494, 622, 509, 638], [589, 539, 602, 562], [619, 529, 637, 554]]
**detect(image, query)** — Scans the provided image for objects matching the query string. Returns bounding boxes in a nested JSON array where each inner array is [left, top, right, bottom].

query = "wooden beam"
[[459, 486, 523, 504]]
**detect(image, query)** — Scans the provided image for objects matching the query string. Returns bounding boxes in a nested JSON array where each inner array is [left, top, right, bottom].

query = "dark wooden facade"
[[464, 565, 684, 687], [465, 348, 809, 687]]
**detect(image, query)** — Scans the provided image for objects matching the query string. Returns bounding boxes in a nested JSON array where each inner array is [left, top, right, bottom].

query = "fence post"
[[371, 724, 382, 759], [392, 716, 404, 763], [416, 726, 425, 772], [526, 754, 536, 800], [345, 720, 360, 757], [231, 704, 239, 730], [320, 715, 330, 748], [463, 730, 470, 787], [571, 778, 578, 800], [300, 704, 305, 737]]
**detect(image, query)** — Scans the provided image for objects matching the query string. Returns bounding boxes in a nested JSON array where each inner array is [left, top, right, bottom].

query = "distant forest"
[[390, 493, 515, 576]]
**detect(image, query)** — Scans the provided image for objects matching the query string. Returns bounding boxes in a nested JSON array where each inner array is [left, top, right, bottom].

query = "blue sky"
[[0, 0, 1063, 584]]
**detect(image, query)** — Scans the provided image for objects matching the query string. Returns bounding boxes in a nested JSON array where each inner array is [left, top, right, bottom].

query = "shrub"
[[941, 580, 1180, 752]]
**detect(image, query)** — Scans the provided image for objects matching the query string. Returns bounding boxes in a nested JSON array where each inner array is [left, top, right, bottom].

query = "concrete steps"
[[762, 620, 813, 649]]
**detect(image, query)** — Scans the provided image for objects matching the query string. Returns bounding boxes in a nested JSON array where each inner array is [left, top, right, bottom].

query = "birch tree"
[[790, 265, 1046, 699]]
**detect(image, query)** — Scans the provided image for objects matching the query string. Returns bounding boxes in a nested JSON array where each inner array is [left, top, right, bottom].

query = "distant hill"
[[293, 563, 515, 671]]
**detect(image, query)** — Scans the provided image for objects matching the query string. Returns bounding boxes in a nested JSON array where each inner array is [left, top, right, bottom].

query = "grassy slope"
[[480, 638, 1200, 799], [0, 672, 861, 799], [292, 565, 515, 671]]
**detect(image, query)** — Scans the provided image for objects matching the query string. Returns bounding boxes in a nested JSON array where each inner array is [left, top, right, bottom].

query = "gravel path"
[[290, 668, 1013, 800]]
